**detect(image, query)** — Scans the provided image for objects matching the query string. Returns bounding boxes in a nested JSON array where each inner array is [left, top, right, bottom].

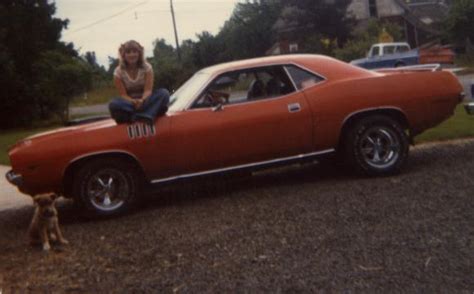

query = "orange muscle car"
[[6, 55, 464, 216]]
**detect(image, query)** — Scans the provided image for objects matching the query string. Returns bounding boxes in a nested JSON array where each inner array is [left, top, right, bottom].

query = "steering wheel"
[[205, 91, 229, 106], [204, 92, 219, 106]]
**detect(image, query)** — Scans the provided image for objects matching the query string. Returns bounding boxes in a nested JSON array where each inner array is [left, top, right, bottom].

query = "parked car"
[[350, 42, 455, 69], [6, 55, 464, 217]]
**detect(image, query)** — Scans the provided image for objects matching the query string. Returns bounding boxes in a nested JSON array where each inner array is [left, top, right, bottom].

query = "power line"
[[64, 0, 150, 36], [135, 8, 234, 14]]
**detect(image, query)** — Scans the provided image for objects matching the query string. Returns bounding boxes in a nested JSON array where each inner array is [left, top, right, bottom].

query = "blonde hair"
[[118, 40, 145, 69]]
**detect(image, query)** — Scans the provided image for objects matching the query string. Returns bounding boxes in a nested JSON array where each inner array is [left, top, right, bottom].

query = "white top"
[[114, 62, 152, 99]]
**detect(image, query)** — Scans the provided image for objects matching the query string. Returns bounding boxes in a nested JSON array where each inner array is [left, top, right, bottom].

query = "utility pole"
[[170, 0, 182, 62]]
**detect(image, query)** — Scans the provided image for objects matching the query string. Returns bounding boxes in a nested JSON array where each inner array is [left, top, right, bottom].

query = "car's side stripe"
[[150, 148, 335, 184]]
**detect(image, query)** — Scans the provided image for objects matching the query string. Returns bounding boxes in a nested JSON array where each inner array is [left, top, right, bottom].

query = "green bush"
[[33, 51, 92, 123], [334, 19, 403, 62]]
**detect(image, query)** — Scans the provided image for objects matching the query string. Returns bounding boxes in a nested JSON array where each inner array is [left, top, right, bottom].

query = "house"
[[267, 0, 450, 55]]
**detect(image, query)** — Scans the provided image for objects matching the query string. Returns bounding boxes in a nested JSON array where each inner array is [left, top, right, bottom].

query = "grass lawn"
[[70, 84, 117, 107], [415, 103, 474, 143], [0, 127, 56, 165], [1, 104, 473, 166]]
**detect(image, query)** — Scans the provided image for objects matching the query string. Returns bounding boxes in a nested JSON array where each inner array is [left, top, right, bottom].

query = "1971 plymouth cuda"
[[6, 55, 464, 217]]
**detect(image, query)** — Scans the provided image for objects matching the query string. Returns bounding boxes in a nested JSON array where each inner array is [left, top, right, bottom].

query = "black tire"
[[344, 115, 409, 176], [72, 158, 143, 218]]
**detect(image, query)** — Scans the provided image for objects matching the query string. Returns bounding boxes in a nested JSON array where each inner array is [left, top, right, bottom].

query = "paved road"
[[457, 73, 474, 100], [0, 165, 31, 211], [70, 103, 108, 116]]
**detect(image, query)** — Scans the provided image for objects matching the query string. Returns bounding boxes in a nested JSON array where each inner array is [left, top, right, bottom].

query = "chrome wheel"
[[359, 126, 400, 169], [86, 169, 129, 212]]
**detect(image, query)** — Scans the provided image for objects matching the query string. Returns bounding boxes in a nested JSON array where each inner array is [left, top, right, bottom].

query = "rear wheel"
[[344, 115, 409, 176], [73, 158, 143, 217]]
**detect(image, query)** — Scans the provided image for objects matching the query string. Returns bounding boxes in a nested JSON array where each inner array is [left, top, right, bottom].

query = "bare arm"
[[141, 69, 154, 100], [114, 76, 135, 102]]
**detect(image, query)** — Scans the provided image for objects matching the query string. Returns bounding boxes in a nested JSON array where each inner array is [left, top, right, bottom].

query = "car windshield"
[[168, 72, 211, 111]]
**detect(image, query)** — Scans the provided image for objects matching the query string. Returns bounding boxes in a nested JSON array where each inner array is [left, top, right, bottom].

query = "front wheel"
[[73, 158, 143, 217], [344, 115, 409, 176]]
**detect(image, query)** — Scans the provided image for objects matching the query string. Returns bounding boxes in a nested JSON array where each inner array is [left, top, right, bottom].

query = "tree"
[[107, 57, 119, 77], [334, 19, 403, 62], [192, 31, 224, 68], [33, 51, 92, 123], [0, 0, 87, 128], [84, 51, 98, 68], [281, 0, 354, 53], [82, 51, 108, 88], [444, 0, 474, 48], [150, 38, 195, 91], [217, 0, 283, 60]]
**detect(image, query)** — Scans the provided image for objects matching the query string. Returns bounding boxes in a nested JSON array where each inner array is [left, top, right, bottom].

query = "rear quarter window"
[[285, 65, 325, 90]]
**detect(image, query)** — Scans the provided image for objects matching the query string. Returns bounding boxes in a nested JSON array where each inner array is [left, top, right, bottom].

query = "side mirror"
[[212, 103, 223, 112]]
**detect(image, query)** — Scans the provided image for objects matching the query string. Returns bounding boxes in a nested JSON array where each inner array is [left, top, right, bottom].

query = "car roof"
[[199, 54, 376, 81]]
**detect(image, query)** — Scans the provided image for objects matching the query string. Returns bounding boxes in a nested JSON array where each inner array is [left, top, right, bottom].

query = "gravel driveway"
[[0, 139, 473, 292]]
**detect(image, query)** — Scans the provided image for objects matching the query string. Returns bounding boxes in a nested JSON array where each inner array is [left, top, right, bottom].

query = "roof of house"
[[273, 1, 449, 35], [393, 0, 448, 34]]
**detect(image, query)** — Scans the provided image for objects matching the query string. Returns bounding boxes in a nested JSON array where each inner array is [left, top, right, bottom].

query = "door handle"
[[288, 103, 301, 113]]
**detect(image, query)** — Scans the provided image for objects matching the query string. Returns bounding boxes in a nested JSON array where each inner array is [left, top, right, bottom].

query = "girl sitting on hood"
[[109, 40, 169, 124]]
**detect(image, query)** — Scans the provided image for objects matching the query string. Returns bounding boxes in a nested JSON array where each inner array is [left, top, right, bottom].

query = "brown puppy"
[[28, 194, 68, 251]]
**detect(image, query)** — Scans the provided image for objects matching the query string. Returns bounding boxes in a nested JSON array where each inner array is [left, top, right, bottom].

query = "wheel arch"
[[338, 107, 411, 150], [62, 151, 146, 198]]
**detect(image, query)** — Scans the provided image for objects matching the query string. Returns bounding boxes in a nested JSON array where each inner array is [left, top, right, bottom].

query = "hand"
[[132, 99, 144, 110]]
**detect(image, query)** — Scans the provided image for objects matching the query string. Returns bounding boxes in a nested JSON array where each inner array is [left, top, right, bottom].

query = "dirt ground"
[[0, 140, 473, 293]]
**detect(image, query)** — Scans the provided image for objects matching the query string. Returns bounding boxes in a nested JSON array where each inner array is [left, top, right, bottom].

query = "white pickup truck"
[[350, 42, 454, 69]]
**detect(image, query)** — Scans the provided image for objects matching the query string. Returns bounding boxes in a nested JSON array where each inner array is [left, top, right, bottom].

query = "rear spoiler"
[[376, 64, 442, 73]]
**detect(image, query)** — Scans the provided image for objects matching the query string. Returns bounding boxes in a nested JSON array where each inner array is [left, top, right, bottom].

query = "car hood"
[[23, 119, 117, 145]]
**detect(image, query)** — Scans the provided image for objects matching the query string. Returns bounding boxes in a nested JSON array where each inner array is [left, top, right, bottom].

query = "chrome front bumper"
[[5, 170, 23, 187]]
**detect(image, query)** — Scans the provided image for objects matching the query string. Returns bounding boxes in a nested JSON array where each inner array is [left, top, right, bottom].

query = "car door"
[[166, 65, 313, 176]]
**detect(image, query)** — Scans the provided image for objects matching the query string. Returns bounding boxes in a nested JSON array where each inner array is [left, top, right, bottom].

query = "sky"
[[54, 0, 240, 67]]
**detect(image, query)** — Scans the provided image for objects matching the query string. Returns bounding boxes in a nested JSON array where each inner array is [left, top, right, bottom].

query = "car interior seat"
[[247, 79, 265, 100], [266, 78, 281, 97]]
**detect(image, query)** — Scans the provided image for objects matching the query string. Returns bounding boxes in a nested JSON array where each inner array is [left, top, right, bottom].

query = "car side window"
[[397, 45, 409, 53], [192, 66, 296, 108], [372, 46, 380, 56], [285, 65, 324, 90]]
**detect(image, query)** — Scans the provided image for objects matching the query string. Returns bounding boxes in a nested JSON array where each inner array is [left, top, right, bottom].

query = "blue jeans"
[[109, 88, 170, 124]]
